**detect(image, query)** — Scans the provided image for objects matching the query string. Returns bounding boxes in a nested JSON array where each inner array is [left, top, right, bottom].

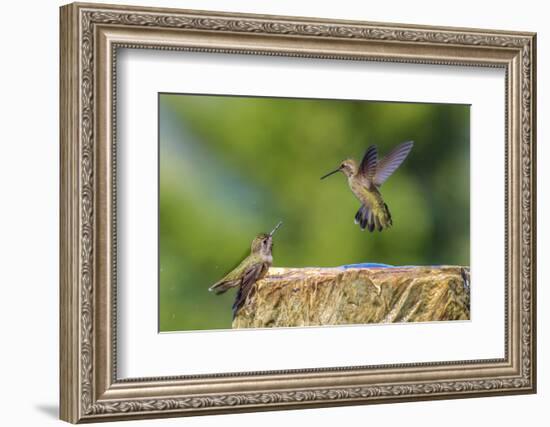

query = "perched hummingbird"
[[321, 141, 414, 232], [209, 221, 283, 316]]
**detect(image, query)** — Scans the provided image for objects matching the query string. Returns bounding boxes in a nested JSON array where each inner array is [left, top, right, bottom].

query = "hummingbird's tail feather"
[[383, 202, 393, 229], [208, 280, 239, 295], [354, 205, 371, 231], [355, 204, 392, 232], [354, 206, 365, 226]]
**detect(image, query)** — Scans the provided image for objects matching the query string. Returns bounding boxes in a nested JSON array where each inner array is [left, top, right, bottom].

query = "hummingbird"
[[209, 221, 283, 316], [321, 141, 414, 232]]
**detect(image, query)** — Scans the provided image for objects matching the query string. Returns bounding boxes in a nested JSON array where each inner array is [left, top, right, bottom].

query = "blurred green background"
[[159, 94, 470, 332]]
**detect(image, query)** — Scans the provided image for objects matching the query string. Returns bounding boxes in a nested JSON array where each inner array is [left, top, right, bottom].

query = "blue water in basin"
[[340, 263, 447, 269], [341, 262, 394, 269]]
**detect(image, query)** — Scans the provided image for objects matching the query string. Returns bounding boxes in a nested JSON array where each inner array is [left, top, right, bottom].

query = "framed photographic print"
[[158, 93, 470, 332], [60, 2, 537, 423]]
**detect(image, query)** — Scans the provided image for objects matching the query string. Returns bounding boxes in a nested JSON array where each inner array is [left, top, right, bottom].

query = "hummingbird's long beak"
[[320, 167, 341, 180], [269, 221, 283, 236]]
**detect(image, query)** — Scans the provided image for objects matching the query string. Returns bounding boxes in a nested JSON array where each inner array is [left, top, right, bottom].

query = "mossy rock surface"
[[232, 266, 470, 329]]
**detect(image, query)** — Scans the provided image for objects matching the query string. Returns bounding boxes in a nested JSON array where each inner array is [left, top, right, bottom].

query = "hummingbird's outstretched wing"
[[232, 262, 268, 317], [358, 145, 378, 180], [374, 141, 414, 186]]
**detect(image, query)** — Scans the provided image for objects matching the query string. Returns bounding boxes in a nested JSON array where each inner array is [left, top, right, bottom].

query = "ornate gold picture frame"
[[60, 2, 536, 423]]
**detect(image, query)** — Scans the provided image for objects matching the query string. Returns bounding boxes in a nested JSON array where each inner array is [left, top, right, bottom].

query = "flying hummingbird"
[[209, 221, 283, 316], [321, 141, 414, 232]]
